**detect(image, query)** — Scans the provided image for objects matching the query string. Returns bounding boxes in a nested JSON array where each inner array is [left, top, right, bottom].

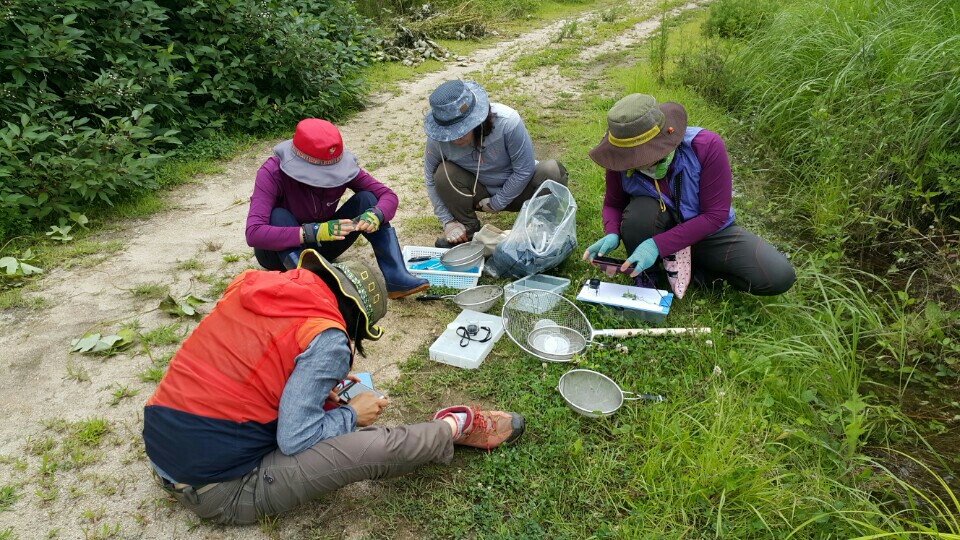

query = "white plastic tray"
[[429, 310, 505, 369]]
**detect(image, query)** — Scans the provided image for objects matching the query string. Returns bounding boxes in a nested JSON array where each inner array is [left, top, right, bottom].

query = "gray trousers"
[[620, 197, 795, 296], [164, 421, 453, 525], [433, 160, 569, 234]]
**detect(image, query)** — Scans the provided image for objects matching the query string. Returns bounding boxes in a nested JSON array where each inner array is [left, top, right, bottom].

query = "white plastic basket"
[[403, 246, 483, 290]]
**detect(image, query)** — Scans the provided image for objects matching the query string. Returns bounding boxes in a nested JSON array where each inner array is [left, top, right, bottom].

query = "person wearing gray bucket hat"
[[142, 250, 524, 525], [246, 118, 429, 299], [423, 80, 569, 247], [583, 94, 795, 297]]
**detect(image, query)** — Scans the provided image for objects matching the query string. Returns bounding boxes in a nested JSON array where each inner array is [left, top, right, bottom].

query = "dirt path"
[[0, 2, 703, 537]]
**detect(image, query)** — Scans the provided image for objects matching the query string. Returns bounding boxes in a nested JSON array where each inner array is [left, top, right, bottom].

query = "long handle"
[[593, 327, 711, 338], [416, 295, 450, 302], [622, 391, 665, 402]]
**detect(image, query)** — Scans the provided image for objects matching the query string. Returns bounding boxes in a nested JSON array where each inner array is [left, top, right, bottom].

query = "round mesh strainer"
[[417, 285, 502, 313], [558, 369, 665, 418], [557, 369, 625, 417], [502, 290, 592, 362], [451, 285, 502, 312]]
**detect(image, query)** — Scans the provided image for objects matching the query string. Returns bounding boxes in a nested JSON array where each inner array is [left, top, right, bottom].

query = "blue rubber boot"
[[365, 225, 430, 299], [282, 250, 302, 271]]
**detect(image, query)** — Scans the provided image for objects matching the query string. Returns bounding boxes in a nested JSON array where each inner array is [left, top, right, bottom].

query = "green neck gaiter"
[[640, 151, 675, 180]]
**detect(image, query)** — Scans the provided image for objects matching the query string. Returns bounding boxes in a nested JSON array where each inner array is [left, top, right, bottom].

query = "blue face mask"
[[639, 151, 675, 180]]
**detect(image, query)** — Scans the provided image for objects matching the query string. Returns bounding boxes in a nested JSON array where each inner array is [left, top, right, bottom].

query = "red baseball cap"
[[274, 119, 360, 187]]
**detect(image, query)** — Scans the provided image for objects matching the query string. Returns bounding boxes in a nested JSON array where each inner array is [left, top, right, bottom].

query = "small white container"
[[429, 310, 505, 369]]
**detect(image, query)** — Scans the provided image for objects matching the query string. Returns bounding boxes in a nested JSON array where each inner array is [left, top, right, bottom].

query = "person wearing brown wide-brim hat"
[[245, 118, 429, 299], [142, 250, 525, 525], [423, 80, 569, 248], [584, 94, 795, 296]]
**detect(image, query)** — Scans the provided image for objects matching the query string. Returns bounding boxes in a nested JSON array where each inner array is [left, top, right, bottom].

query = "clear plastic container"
[[503, 274, 571, 313]]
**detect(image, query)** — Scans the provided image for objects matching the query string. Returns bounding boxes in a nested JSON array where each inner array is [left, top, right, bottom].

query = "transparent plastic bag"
[[486, 180, 577, 279]]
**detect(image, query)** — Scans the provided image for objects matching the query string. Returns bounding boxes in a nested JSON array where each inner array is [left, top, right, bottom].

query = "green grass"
[[702, 0, 960, 248], [0, 288, 47, 310], [107, 384, 139, 407], [141, 323, 187, 348], [0, 485, 18, 511], [129, 282, 169, 301], [311, 5, 954, 538], [0, 130, 265, 298]]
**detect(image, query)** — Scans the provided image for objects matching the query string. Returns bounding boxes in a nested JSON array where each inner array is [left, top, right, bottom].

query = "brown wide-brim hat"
[[589, 94, 687, 171], [297, 249, 386, 341]]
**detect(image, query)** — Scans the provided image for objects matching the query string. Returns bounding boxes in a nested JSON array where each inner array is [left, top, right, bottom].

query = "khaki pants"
[[164, 421, 453, 525], [433, 160, 568, 234]]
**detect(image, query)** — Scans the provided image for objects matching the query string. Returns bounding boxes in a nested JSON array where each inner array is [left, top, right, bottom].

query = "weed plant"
[[720, 0, 960, 247]]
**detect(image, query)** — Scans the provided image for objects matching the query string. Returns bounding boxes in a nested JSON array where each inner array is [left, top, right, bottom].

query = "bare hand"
[[325, 374, 362, 408], [349, 393, 389, 427]]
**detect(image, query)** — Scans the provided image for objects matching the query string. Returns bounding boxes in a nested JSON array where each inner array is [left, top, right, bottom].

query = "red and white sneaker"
[[433, 406, 525, 450]]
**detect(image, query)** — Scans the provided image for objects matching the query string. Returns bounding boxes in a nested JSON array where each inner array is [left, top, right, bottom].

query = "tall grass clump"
[[727, 0, 960, 247]]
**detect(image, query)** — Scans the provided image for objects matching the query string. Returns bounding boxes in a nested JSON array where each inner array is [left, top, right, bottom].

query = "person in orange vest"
[[142, 250, 524, 524]]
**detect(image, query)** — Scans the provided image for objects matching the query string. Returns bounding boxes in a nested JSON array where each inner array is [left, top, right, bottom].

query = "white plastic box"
[[403, 246, 483, 290], [502, 274, 571, 314], [429, 310, 505, 369], [575, 280, 673, 324]]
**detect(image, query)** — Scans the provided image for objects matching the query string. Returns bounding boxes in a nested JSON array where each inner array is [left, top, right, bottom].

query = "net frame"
[[502, 290, 594, 362], [452, 285, 502, 311]]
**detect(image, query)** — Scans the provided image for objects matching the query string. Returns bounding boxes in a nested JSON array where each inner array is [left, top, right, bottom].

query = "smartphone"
[[591, 255, 630, 272], [336, 381, 385, 403]]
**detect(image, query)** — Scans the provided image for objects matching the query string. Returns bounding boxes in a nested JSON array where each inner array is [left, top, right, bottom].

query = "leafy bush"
[[675, 46, 737, 104], [0, 0, 375, 242], [704, 0, 779, 39]]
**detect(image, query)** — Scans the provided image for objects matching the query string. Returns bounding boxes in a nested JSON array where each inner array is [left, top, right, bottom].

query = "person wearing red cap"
[[245, 119, 429, 299]]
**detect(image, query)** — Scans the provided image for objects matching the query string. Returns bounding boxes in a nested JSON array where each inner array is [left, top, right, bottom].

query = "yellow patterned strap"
[[608, 124, 661, 148], [653, 178, 667, 213]]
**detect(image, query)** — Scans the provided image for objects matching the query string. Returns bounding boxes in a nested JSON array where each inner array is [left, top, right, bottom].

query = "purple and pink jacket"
[[601, 129, 734, 257], [245, 156, 399, 252]]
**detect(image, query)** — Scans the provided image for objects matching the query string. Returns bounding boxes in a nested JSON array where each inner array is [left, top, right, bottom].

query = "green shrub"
[[0, 0, 375, 242], [704, 0, 779, 39]]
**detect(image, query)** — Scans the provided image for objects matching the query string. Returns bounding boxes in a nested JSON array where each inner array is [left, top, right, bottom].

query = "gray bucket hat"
[[423, 80, 490, 142], [274, 118, 360, 188], [297, 249, 386, 341]]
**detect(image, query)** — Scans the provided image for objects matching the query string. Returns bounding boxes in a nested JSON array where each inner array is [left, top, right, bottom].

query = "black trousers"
[[620, 197, 795, 296]]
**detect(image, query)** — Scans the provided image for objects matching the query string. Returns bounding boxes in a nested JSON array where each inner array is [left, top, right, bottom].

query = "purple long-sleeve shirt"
[[602, 130, 733, 257], [245, 156, 399, 252]]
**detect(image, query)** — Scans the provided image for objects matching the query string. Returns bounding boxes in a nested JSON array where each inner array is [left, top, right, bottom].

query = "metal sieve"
[[417, 285, 502, 313]]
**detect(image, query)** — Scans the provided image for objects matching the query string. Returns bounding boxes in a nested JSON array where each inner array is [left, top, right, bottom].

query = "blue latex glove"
[[582, 233, 620, 261], [622, 238, 659, 277]]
